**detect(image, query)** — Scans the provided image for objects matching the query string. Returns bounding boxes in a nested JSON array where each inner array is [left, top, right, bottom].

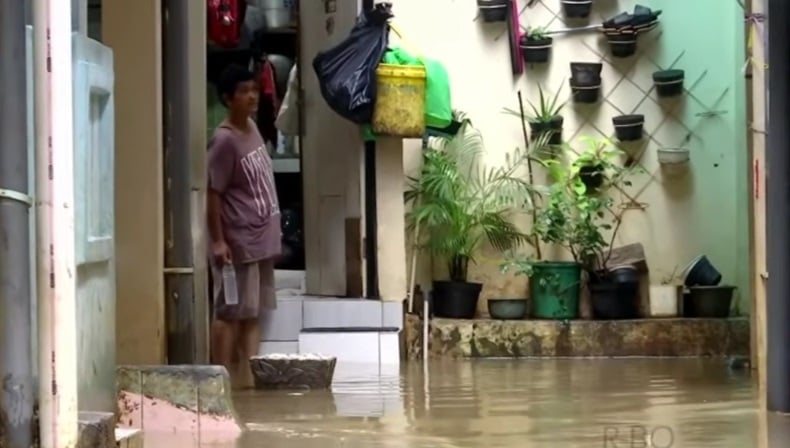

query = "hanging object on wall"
[[506, 0, 523, 75], [561, 0, 593, 19], [477, 0, 510, 23], [519, 27, 553, 64], [569, 62, 601, 103], [653, 70, 685, 97], [612, 115, 645, 142], [601, 4, 661, 58], [208, 0, 247, 48]]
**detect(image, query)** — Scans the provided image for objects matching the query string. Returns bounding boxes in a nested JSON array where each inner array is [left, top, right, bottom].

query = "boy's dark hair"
[[216, 64, 256, 107]]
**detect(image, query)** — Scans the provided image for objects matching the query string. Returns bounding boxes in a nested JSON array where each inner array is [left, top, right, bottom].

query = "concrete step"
[[115, 427, 142, 448], [298, 327, 401, 379], [261, 297, 404, 341], [78, 411, 115, 448]]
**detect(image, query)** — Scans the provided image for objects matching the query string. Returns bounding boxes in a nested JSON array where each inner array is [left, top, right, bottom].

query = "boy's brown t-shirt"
[[207, 122, 282, 264]]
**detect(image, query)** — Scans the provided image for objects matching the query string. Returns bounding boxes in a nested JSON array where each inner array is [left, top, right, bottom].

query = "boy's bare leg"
[[235, 318, 261, 389], [211, 318, 239, 378]]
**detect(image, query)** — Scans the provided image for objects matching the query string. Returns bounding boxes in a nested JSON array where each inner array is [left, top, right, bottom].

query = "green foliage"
[[503, 83, 566, 124], [501, 137, 637, 279], [405, 112, 543, 282], [524, 26, 549, 41]]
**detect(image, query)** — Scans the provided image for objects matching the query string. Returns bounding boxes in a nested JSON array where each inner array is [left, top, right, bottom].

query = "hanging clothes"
[[275, 64, 299, 137], [256, 58, 281, 147]]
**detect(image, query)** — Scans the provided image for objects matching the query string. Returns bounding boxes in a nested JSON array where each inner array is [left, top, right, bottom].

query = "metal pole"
[[0, 0, 34, 444], [35, 0, 79, 444], [364, 141, 379, 299], [162, 0, 197, 364], [765, 0, 790, 414]]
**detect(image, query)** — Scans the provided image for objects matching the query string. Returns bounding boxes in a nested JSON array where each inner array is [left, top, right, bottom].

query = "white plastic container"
[[649, 284, 682, 317]]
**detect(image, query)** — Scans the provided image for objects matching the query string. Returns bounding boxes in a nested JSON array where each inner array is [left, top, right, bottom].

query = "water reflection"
[[148, 359, 790, 447]]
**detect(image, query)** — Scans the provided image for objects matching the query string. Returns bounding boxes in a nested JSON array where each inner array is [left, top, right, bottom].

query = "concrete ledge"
[[78, 411, 115, 448], [405, 315, 750, 358], [116, 365, 243, 442]]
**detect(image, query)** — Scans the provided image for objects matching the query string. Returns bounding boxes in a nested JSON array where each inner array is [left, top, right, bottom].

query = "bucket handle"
[[388, 23, 425, 62]]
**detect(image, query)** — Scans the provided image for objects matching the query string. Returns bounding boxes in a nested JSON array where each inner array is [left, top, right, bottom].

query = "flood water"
[[154, 359, 790, 447]]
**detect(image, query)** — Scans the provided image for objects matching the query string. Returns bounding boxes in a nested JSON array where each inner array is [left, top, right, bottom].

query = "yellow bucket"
[[372, 63, 427, 138]]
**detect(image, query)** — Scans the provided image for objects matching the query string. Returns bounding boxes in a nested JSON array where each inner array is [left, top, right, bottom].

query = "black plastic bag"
[[312, 3, 394, 124]]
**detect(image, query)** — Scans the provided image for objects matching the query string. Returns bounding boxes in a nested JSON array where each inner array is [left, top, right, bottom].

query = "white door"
[[72, 33, 116, 412], [299, 0, 364, 296]]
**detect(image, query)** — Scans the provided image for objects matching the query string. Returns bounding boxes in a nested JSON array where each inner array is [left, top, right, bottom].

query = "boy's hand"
[[212, 240, 232, 265]]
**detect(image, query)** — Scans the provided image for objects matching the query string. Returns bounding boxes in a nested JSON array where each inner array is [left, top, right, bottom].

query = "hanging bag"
[[312, 3, 394, 124]]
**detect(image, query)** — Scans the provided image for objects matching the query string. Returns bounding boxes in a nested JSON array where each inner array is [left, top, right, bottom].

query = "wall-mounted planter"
[[653, 69, 685, 97], [561, 0, 593, 18], [570, 81, 600, 103], [519, 36, 553, 63], [657, 147, 690, 165], [529, 116, 564, 145], [606, 33, 638, 58], [477, 0, 509, 23], [570, 62, 602, 85], [613, 114, 644, 141], [579, 163, 605, 190]]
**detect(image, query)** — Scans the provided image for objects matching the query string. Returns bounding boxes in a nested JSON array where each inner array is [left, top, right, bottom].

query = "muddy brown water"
[[150, 359, 790, 447]]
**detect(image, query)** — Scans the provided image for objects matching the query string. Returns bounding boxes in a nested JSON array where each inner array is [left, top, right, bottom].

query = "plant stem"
[[517, 90, 542, 260]]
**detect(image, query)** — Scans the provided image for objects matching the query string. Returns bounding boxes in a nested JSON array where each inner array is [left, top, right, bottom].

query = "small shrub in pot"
[[519, 27, 552, 64]]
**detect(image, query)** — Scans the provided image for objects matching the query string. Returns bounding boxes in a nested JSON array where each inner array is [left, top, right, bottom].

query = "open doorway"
[[207, 0, 306, 296]]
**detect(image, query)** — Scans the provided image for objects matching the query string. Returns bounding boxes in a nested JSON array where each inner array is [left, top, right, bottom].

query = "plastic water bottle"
[[222, 264, 239, 305]]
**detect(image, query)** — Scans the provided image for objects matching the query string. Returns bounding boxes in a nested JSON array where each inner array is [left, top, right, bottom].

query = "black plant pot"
[[613, 114, 644, 141], [684, 286, 735, 318], [570, 80, 600, 104], [529, 116, 563, 145], [432, 280, 482, 319], [570, 62, 602, 85], [561, 0, 592, 18], [477, 0, 509, 22], [519, 37, 553, 63], [683, 255, 722, 287], [607, 33, 638, 58], [610, 265, 639, 284], [579, 163, 605, 190], [590, 282, 639, 320], [653, 69, 685, 97]]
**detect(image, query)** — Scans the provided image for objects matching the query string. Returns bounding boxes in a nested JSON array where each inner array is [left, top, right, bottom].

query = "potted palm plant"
[[504, 83, 566, 146], [519, 27, 553, 63], [406, 112, 540, 319]]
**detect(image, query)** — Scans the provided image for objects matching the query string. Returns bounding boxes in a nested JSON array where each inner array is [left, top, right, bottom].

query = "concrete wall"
[[393, 0, 749, 315], [102, 0, 166, 364]]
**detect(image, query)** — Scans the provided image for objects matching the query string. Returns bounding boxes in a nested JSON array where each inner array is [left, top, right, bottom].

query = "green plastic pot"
[[530, 262, 582, 319]]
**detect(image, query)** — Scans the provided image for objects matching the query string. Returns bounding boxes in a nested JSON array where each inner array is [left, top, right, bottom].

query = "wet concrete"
[[146, 359, 790, 447]]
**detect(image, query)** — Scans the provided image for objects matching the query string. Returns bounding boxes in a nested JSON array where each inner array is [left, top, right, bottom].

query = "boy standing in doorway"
[[207, 64, 281, 386]]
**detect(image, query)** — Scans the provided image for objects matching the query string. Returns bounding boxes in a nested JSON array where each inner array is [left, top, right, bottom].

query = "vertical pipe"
[[0, 0, 34, 445], [162, 0, 197, 364], [35, 0, 79, 444], [765, 0, 790, 414], [361, 0, 378, 300], [364, 141, 379, 299]]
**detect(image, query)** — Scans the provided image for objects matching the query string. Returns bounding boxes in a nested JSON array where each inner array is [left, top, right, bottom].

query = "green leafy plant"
[[405, 111, 543, 283], [504, 83, 566, 125], [500, 136, 637, 281], [523, 26, 549, 41]]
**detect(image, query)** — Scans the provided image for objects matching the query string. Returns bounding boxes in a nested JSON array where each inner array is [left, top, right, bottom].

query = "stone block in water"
[[249, 354, 337, 390]]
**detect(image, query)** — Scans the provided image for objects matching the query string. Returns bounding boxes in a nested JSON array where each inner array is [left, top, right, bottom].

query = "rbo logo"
[[602, 425, 675, 447]]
